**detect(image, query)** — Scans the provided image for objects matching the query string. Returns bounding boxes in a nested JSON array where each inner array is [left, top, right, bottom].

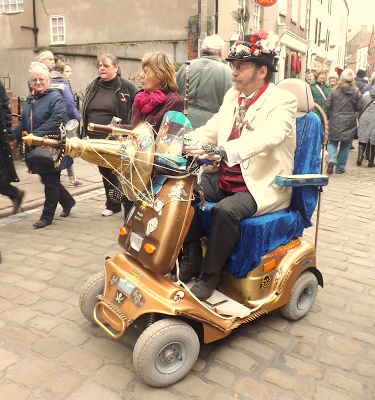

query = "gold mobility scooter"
[[23, 79, 328, 387]]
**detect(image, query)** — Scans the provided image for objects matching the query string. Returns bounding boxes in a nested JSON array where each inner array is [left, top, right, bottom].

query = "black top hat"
[[226, 30, 278, 73]]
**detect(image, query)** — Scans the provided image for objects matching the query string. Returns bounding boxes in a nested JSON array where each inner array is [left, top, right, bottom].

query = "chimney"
[[348, 27, 352, 34]]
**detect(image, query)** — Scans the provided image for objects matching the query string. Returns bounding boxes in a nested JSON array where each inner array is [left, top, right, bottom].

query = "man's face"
[[306, 72, 313, 83], [231, 61, 259, 93]]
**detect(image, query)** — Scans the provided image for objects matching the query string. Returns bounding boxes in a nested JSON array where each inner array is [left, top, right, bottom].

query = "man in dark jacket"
[[0, 81, 24, 214], [176, 35, 232, 129], [355, 69, 367, 92]]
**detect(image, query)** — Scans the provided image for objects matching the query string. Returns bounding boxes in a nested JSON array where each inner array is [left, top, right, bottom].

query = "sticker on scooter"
[[260, 274, 271, 289], [153, 198, 164, 216], [174, 290, 185, 303], [126, 205, 136, 222], [168, 185, 188, 201], [131, 289, 145, 308], [152, 175, 168, 195], [135, 202, 147, 221], [117, 278, 135, 295], [108, 273, 119, 288], [302, 260, 311, 268], [138, 133, 153, 151], [265, 238, 301, 260], [273, 268, 283, 290], [145, 217, 158, 236], [131, 268, 143, 281], [114, 290, 126, 305]]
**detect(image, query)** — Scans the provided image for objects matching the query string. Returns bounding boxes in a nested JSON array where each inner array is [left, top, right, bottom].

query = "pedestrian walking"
[[310, 69, 331, 119], [325, 69, 363, 174], [361, 71, 375, 94], [305, 70, 314, 84], [176, 35, 232, 129], [357, 86, 375, 167], [51, 62, 83, 186], [12, 64, 75, 228], [0, 80, 24, 214], [81, 53, 138, 217]]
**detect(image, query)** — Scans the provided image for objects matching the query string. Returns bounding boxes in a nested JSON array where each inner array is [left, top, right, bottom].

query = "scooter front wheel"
[[79, 271, 105, 325], [281, 271, 318, 320], [133, 318, 199, 387]]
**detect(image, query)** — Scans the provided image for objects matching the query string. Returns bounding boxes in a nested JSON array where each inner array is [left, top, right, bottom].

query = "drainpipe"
[[20, 0, 38, 48], [215, 0, 219, 34]]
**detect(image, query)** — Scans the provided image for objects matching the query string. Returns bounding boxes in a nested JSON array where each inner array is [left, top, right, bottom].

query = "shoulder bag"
[[26, 107, 54, 166]]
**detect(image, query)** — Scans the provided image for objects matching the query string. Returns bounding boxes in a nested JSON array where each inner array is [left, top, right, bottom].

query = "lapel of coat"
[[243, 84, 274, 126]]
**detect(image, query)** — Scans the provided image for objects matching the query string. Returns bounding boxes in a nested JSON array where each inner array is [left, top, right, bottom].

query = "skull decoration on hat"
[[226, 30, 279, 72]]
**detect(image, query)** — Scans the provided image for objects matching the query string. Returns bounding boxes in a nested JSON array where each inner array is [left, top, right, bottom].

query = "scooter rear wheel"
[[281, 271, 318, 320], [79, 271, 105, 325], [133, 318, 199, 387]]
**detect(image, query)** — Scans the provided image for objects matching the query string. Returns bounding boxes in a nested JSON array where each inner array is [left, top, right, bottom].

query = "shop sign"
[[255, 0, 278, 6]]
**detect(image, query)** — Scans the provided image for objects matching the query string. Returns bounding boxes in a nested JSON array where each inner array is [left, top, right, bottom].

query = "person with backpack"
[[325, 69, 363, 174]]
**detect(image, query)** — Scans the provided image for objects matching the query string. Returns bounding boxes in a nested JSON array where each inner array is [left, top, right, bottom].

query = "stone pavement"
[[1, 143, 375, 400], [0, 155, 103, 218]]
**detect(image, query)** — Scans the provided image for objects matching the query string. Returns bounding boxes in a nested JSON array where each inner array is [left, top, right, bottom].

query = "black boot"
[[190, 271, 221, 301], [176, 240, 203, 283], [369, 145, 375, 167], [357, 142, 367, 166], [365, 142, 370, 160]]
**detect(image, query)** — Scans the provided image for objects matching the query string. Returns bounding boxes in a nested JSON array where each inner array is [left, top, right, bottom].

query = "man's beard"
[[232, 69, 258, 91]]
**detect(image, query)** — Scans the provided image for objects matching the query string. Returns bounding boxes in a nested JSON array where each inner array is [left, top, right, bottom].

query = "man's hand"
[[185, 143, 216, 161], [9, 140, 18, 150]]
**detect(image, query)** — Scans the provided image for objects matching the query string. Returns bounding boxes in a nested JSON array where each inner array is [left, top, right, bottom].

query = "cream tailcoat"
[[192, 83, 297, 216]]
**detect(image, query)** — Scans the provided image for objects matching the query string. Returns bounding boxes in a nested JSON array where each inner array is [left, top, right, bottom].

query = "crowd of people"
[[305, 66, 373, 174]]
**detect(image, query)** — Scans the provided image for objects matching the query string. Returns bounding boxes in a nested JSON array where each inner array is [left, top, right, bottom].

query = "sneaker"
[[327, 161, 335, 175], [69, 180, 83, 186], [190, 271, 221, 301], [102, 209, 114, 217]]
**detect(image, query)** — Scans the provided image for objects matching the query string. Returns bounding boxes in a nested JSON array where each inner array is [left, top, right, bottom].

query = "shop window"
[[284, 49, 302, 80], [50, 16, 65, 45], [253, 4, 260, 31], [0, 0, 23, 13]]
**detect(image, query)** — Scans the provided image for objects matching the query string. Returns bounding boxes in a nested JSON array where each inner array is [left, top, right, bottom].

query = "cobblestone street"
[[1, 146, 375, 400]]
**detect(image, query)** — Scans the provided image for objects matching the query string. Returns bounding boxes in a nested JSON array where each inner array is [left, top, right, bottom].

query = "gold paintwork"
[[22, 122, 155, 201], [95, 237, 317, 344], [220, 238, 316, 312]]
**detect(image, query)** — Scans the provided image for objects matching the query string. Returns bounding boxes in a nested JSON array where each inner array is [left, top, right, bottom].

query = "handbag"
[[26, 105, 54, 166], [27, 146, 54, 165]]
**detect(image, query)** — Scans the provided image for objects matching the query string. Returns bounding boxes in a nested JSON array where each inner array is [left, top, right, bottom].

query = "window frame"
[[253, 3, 260, 32], [0, 0, 24, 14], [49, 15, 66, 45]]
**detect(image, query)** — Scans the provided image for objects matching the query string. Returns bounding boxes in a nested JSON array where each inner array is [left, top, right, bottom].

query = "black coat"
[[0, 80, 19, 186], [325, 86, 363, 141], [81, 75, 138, 138]]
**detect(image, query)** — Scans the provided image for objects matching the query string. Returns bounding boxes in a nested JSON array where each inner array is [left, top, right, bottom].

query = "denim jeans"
[[327, 140, 352, 173]]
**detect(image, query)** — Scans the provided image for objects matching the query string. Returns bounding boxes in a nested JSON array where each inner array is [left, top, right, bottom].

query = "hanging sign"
[[256, 0, 278, 6]]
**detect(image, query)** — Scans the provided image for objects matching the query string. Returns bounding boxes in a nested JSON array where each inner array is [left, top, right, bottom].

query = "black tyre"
[[281, 271, 318, 320], [79, 271, 105, 324], [133, 318, 199, 387]]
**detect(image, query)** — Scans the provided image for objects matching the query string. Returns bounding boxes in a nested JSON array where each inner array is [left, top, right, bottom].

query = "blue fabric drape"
[[197, 112, 324, 278]]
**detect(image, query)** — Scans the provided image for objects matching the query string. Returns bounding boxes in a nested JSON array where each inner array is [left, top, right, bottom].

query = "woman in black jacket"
[[81, 53, 138, 217], [0, 80, 24, 214]]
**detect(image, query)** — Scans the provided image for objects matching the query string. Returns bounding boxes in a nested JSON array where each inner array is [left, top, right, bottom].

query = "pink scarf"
[[133, 90, 167, 115]]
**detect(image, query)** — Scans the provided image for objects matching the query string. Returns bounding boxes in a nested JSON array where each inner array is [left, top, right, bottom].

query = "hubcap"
[[156, 342, 187, 374], [297, 285, 313, 310]]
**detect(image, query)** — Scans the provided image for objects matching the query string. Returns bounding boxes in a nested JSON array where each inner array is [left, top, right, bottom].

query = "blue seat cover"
[[197, 112, 324, 278]]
